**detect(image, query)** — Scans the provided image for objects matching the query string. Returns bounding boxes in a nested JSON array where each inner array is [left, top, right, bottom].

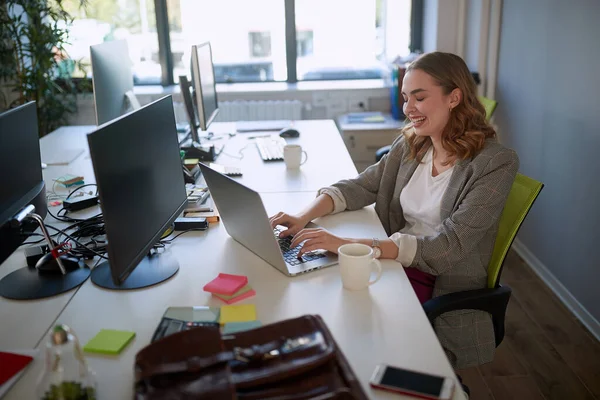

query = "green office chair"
[[422, 173, 544, 347], [478, 95, 498, 121], [374, 96, 498, 162]]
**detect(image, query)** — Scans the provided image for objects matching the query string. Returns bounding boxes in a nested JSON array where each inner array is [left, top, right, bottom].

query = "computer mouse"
[[279, 128, 300, 138], [35, 253, 84, 274]]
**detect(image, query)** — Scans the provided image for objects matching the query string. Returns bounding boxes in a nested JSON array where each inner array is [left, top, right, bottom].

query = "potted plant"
[[0, 0, 89, 136]]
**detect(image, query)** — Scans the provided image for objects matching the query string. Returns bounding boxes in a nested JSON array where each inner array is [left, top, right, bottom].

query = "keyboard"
[[236, 120, 291, 133], [255, 136, 286, 161], [274, 228, 327, 266]]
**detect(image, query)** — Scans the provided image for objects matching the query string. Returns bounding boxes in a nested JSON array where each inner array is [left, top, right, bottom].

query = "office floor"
[[457, 250, 600, 400]]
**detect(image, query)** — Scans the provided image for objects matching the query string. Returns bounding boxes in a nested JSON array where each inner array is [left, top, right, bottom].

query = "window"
[[169, 0, 286, 84], [62, 0, 417, 85], [62, 0, 162, 85], [297, 31, 314, 57], [249, 32, 272, 58]]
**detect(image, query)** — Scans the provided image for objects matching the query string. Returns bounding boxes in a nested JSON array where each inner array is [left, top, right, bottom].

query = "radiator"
[[213, 100, 303, 122]]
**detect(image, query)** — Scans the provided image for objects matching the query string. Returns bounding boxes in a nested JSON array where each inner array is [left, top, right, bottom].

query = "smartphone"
[[369, 364, 455, 400]]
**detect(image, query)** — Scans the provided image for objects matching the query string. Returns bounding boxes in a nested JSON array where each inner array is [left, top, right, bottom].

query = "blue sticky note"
[[222, 320, 262, 334]]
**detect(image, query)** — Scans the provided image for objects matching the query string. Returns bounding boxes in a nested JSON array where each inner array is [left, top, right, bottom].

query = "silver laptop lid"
[[198, 163, 290, 274]]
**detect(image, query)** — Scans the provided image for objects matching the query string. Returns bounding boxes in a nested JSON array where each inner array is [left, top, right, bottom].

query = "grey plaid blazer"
[[329, 135, 519, 369]]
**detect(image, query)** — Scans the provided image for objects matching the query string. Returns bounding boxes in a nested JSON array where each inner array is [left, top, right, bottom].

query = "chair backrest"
[[478, 96, 498, 120], [487, 173, 543, 288]]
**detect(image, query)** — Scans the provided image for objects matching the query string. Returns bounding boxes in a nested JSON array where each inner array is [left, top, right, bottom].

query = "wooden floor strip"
[[456, 250, 599, 400]]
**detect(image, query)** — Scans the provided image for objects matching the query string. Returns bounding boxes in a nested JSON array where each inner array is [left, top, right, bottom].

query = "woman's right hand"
[[269, 212, 309, 238]]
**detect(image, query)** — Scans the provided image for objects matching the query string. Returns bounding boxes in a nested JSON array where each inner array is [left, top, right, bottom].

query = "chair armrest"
[[423, 285, 512, 347], [375, 145, 392, 162]]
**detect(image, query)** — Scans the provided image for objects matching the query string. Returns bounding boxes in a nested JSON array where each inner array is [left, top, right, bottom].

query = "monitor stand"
[[90, 250, 179, 290], [0, 207, 90, 300], [0, 258, 90, 300], [180, 139, 217, 161]]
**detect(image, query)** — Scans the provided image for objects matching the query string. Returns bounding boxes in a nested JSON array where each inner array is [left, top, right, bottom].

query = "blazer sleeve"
[[329, 135, 405, 211], [410, 147, 519, 276]]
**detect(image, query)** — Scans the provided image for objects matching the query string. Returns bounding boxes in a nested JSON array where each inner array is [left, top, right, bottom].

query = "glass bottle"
[[36, 324, 97, 400]]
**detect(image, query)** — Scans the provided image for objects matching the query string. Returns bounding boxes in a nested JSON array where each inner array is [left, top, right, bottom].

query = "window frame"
[[152, 0, 422, 86]]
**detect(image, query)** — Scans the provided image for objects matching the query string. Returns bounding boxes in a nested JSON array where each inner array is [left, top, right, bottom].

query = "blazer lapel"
[[440, 159, 470, 220]]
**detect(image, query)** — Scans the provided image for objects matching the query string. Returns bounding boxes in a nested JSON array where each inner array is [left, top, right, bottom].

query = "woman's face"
[[401, 69, 457, 139]]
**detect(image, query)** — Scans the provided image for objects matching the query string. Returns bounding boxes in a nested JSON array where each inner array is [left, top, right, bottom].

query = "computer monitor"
[[0, 102, 90, 300], [87, 95, 187, 289], [191, 42, 219, 131], [90, 40, 141, 125]]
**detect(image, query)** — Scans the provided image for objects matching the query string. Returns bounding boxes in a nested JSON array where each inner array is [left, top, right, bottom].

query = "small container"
[[36, 325, 97, 400]]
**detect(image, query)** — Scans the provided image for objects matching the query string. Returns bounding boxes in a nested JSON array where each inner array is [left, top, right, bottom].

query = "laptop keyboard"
[[274, 228, 327, 266]]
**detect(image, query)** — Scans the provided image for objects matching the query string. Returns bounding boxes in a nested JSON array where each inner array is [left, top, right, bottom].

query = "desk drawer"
[[342, 129, 400, 162]]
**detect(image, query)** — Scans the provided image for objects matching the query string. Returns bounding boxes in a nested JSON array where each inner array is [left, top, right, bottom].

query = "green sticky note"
[[223, 320, 262, 334], [83, 329, 136, 355]]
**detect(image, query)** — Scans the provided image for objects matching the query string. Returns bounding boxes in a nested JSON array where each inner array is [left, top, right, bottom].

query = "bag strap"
[[137, 352, 234, 380], [136, 340, 284, 381]]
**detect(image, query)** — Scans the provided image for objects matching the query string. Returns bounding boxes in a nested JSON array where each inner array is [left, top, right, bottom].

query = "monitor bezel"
[[191, 41, 219, 131], [87, 96, 187, 286]]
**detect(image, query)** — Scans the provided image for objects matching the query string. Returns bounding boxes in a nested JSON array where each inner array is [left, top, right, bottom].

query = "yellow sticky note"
[[219, 304, 257, 325]]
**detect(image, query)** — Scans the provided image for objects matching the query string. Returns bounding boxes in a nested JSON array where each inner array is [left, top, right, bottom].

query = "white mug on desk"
[[338, 243, 382, 290], [283, 144, 307, 169]]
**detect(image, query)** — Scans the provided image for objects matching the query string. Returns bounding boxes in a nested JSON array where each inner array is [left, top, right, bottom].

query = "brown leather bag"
[[134, 314, 368, 399]]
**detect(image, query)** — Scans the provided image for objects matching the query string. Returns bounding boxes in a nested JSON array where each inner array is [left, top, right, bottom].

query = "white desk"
[[0, 127, 95, 351], [2, 120, 464, 400], [38, 120, 359, 194]]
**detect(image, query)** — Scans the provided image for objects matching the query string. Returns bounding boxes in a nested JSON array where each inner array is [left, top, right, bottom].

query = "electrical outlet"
[[347, 97, 369, 113]]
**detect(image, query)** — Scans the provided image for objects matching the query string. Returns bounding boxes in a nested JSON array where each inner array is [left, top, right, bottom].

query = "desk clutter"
[[151, 303, 261, 342], [135, 314, 368, 399], [203, 273, 256, 304]]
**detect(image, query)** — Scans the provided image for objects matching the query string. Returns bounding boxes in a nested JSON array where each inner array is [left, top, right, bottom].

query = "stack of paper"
[[203, 273, 255, 304]]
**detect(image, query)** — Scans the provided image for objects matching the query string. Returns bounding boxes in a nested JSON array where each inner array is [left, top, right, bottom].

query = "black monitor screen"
[[0, 102, 46, 266], [0, 102, 43, 225], [191, 42, 219, 131], [87, 96, 187, 284]]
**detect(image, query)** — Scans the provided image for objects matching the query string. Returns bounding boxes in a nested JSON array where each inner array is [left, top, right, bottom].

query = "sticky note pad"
[[203, 273, 248, 296], [83, 329, 136, 355], [222, 320, 262, 334], [213, 289, 256, 305], [213, 284, 253, 301], [219, 304, 257, 325]]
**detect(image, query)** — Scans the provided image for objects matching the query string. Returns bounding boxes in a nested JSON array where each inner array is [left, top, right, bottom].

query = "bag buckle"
[[233, 332, 324, 363]]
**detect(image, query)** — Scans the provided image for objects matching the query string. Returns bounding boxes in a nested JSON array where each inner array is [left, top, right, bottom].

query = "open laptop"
[[198, 163, 338, 276]]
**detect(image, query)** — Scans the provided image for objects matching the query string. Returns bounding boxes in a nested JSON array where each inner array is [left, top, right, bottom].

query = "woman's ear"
[[449, 88, 462, 109]]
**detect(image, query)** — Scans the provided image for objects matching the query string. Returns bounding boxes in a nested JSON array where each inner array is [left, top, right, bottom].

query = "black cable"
[[160, 228, 206, 244], [45, 224, 109, 259], [66, 183, 98, 199]]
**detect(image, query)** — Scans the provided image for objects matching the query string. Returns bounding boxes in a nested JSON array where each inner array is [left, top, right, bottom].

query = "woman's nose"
[[403, 98, 415, 113]]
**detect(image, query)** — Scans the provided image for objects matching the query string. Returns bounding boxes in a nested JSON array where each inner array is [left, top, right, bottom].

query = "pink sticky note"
[[203, 273, 248, 296], [213, 289, 256, 305]]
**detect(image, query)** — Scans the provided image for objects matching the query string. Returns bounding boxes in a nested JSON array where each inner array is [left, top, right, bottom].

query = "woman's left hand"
[[290, 228, 350, 258]]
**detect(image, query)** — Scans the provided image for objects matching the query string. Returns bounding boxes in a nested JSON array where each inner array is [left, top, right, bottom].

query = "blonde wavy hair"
[[401, 52, 496, 163]]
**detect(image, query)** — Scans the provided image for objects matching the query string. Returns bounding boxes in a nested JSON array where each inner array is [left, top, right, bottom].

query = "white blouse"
[[390, 147, 454, 266], [319, 147, 454, 266]]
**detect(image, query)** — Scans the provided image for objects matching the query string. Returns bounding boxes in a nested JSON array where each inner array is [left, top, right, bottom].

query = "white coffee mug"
[[283, 144, 308, 169], [338, 243, 382, 290]]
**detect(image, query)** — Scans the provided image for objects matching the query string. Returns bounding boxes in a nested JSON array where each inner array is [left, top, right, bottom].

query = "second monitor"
[[178, 42, 221, 161], [87, 95, 187, 290]]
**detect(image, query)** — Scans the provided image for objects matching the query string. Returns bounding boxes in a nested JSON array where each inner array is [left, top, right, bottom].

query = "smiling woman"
[[269, 52, 520, 370], [401, 52, 496, 167]]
